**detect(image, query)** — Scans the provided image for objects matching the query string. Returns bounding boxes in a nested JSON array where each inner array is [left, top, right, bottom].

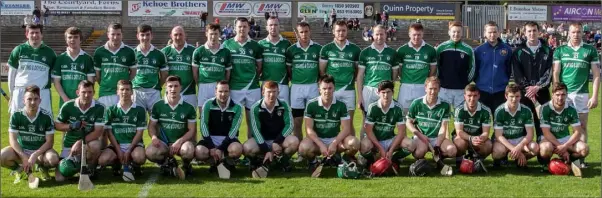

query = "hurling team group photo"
[[1, 9, 601, 192]]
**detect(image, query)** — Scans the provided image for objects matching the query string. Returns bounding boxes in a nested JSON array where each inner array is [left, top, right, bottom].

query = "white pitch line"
[[137, 173, 159, 198]]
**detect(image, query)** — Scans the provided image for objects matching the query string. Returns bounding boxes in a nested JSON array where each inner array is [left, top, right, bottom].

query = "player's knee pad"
[[292, 108, 305, 118]]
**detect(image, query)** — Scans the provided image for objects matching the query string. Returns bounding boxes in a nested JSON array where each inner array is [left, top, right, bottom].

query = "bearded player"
[[298, 75, 359, 177], [0, 86, 58, 184], [145, 76, 196, 179], [98, 80, 147, 181], [453, 84, 493, 167], [319, 20, 362, 137], [539, 82, 588, 175], [360, 80, 411, 168], [491, 84, 539, 168]]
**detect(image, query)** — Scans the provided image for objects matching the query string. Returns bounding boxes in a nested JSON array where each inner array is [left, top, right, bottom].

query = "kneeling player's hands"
[[27, 154, 37, 171], [510, 146, 522, 160], [385, 149, 394, 160], [210, 149, 222, 162], [554, 144, 569, 157], [71, 140, 82, 156], [378, 148, 387, 159], [471, 136, 482, 146], [264, 152, 273, 164], [516, 153, 527, 166], [319, 144, 329, 157], [327, 143, 338, 157], [21, 155, 31, 172], [170, 140, 183, 155], [588, 97, 598, 109], [69, 121, 83, 131]]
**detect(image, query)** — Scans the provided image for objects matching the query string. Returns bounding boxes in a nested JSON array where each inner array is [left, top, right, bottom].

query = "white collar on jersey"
[[261, 98, 280, 113], [504, 102, 522, 116], [74, 98, 96, 114], [547, 101, 569, 115], [376, 99, 395, 114], [295, 40, 315, 48], [136, 44, 156, 56], [117, 101, 137, 114], [463, 101, 483, 117], [318, 95, 337, 110], [421, 96, 441, 109], [104, 42, 125, 52], [370, 43, 388, 53], [408, 40, 426, 49]]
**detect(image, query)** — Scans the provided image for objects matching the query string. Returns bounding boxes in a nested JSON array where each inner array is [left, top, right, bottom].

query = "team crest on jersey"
[[28, 125, 35, 132], [249, 49, 253, 54], [381, 117, 386, 122], [151, 59, 156, 64], [181, 114, 185, 119], [332, 111, 337, 117], [500, 49, 508, 56], [41, 56, 46, 61], [460, 53, 465, 59], [338, 52, 345, 58], [228, 115, 233, 121], [186, 56, 191, 61], [386, 56, 391, 61], [221, 58, 224, 62], [424, 55, 428, 59], [122, 57, 127, 62], [277, 110, 282, 116], [39, 126, 44, 131], [313, 54, 317, 58]]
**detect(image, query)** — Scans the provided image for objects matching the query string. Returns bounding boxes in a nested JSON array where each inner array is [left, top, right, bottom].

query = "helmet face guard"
[[409, 159, 432, 177]]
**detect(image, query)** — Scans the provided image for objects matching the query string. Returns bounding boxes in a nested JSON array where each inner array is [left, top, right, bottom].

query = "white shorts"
[[567, 92, 589, 113], [413, 136, 438, 147], [262, 82, 290, 105], [113, 143, 144, 153], [9, 88, 52, 115], [556, 136, 569, 145], [398, 84, 425, 109], [134, 88, 161, 112], [182, 94, 198, 107], [361, 86, 379, 110], [439, 88, 464, 107], [210, 136, 240, 147], [507, 137, 525, 146], [378, 138, 394, 151], [23, 149, 35, 156], [290, 84, 319, 109], [197, 82, 217, 107], [320, 137, 335, 146], [334, 89, 356, 111], [60, 147, 71, 158], [98, 95, 119, 107], [231, 88, 261, 109]]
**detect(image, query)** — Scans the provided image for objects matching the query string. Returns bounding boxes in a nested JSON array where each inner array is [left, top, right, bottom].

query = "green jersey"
[[9, 108, 54, 150], [94, 43, 137, 97], [132, 45, 168, 90], [192, 44, 232, 84], [104, 103, 147, 145], [320, 40, 361, 91], [56, 100, 106, 148], [162, 43, 196, 95], [259, 36, 292, 84], [453, 102, 492, 136], [407, 97, 451, 138], [8, 42, 57, 89], [51, 49, 95, 105], [493, 103, 534, 139], [223, 38, 263, 90], [553, 43, 600, 93], [285, 41, 322, 84], [359, 44, 399, 87], [150, 98, 196, 144], [539, 102, 581, 139], [304, 96, 350, 138], [365, 100, 405, 141], [397, 42, 437, 84]]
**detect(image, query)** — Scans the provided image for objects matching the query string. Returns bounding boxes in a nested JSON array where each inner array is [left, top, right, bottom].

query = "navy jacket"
[[474, 39, 513, 93]]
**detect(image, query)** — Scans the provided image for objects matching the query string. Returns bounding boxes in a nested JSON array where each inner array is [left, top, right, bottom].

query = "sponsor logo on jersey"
[[500, 49, 508, 56]]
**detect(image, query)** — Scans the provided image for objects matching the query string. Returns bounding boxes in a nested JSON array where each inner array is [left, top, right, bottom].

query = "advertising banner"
[[508, 5, 547, 21], [213, 1, 291, 17], [41, 1, 121, 15], [380, 3, 455, 19], [129, 1, 207, 17], [1, 1, 35, 15], [552, 5, 601, 21], [298, 2, 364, 19]]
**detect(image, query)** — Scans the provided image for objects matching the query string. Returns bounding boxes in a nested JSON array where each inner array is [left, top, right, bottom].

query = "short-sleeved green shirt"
[[320, 40, 361, 91], [365, 100, 405, 140], [162, 44, 196, 95], [553, 43, 600, 93], [397, 42, 437, 84], [150, 98, 196, 144], [285, 41, 322, 84], [51, 49, 95, 104], [407, 97, 451, 138], [94, 43, 137, 97], [192, 44, 232, 84], [56, 100, 106, 148], [259, 36, 292, 84], [453, 102, 492, 136], [223, 38, 263, 90], [539, 102, 581, 139], [493, 103, 534, 139], [9, 108, 54, 150], [359, 44, 399, 87], [104, 103, 147, 145], [8, 42, 57, 89], [304, 96, 350, 138], [132, 45, 168, 90]]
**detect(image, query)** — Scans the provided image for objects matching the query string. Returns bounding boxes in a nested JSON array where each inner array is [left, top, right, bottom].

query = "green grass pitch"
[[0, 82, 599, 197]]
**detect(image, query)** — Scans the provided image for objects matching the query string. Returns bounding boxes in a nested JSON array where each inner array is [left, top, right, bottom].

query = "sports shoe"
[[11, 167, 24, 184], [122, 164, 136, 182], [309, 159, 323, 178], [133, 164, 143, 176], [38, 166, 50, 181], [183, 162, 193, 176], [168, 158, 185, 180], [160, 160, 171, 176], [579, 159, 588, 168], [293, 156, 304, 163]]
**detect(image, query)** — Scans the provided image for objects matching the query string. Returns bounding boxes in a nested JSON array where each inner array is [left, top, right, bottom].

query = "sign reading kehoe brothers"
[[129, 1, 208, 16]]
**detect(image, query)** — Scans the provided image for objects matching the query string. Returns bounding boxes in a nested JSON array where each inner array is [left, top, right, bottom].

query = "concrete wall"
[[126, 17, 203, 27]]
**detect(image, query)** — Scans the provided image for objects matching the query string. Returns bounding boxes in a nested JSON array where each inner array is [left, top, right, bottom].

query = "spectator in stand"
[[250, 16, 256, 26], [221, 23, 234, 40], [22, 15, 31, 28], [214, 17, 220, 24], [32, 7, 41, 24], [301, 15, 307, 23], [546, 24, 555, 35], [271, 11, 278, 19], [583, 23, 589, 34], [265, 11, 270, 21], [362, 27, 372, 42], [548, 35, 558, 49], [352, 18, 360, 31], [250, 22, 260, 39], [594, 30, 601, 44], [374, 11, 381, 25], [346, 18, 353, 30], [43, 5, 50, 26], [322, 11, 329, 32], [500, 29, 508, 43], [386, 25, 396, 40], [200, 12, 208, 28], [557, 23, 565, 33], [382, 11, 389, 27], [330, 8, 337, 28]]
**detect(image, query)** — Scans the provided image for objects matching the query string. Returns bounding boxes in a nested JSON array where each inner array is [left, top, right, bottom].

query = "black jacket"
[[511, 38, 554, 91]]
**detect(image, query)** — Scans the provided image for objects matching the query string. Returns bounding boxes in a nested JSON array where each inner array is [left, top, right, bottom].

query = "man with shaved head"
[[161, 26, 197, 107]]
